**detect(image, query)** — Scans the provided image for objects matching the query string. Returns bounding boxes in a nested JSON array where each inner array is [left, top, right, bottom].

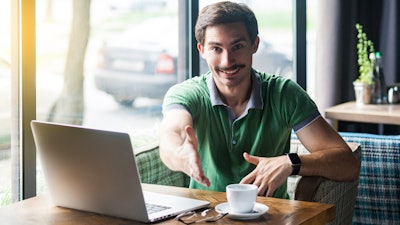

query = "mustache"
[[216, 64, 245, 71]]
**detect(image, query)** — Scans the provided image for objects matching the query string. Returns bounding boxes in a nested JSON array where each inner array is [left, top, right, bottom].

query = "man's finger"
[[243, 152, 260, 165], [185, 125, 197, 144], [189, 163, 210, 187], [199, 176, 211, 187], [190, 169, 211, 187]]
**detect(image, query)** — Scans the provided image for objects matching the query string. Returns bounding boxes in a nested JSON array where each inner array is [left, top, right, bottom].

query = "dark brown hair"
[[195, 1, 259, 45]]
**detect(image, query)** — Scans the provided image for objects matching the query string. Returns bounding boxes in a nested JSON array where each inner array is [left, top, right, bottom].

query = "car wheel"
[[115, 99, 134, 107]]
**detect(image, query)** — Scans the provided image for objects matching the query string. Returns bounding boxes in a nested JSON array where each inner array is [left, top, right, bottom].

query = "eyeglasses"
[[175, 208, 228, 224]]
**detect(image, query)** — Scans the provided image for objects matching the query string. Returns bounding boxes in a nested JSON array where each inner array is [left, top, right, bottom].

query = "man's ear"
[[252, 36, 260, 53], [197, 43, 206, 59]]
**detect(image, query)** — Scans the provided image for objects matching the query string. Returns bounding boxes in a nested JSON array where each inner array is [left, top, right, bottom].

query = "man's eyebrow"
[[206, 37, 247, 46], [231, 37, 247, 44], [206, 41, 222, 46]]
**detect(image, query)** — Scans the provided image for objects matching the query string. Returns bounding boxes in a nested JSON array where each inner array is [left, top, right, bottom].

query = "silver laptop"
[[31, 120, 209, 222]]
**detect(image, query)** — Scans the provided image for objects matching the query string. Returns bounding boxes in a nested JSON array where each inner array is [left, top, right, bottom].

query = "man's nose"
[[220, 50, 235, 66]]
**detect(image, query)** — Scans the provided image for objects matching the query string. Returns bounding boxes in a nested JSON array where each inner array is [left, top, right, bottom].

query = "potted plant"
[[353, 23, 375, 105]]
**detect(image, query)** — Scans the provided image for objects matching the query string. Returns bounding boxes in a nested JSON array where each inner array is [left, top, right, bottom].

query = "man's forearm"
[[299, 147, 359, 181]]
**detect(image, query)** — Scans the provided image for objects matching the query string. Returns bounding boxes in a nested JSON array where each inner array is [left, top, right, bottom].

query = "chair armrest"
[[296, 176, 359, 225], [295, 142, 361, 201], [290, 141, 361, 225]]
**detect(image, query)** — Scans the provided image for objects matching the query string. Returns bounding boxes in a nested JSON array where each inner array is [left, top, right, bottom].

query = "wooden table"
[[0, 184, 335, 225], [325, 101, 400, 130]]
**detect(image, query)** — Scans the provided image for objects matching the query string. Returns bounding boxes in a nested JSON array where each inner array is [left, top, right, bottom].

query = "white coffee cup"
[[226, 184, 258, 213]]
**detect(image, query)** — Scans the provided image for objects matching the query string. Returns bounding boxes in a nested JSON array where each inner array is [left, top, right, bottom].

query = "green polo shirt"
[[162, 70, 319, 198]]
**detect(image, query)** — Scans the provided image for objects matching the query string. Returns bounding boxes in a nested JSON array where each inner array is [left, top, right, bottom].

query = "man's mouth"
[[218, 65, 245, 74]]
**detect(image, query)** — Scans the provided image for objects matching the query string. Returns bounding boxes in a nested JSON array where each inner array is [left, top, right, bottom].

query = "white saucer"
[[215, 202, 269, 220]]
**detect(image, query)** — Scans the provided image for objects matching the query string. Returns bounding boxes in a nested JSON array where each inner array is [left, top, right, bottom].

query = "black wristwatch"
[[287, 153, 301, 175]]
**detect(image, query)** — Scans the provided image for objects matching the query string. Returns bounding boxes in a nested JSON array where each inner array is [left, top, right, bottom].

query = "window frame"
[[294, 0, 307, 90], [11, 0, 37, 202]]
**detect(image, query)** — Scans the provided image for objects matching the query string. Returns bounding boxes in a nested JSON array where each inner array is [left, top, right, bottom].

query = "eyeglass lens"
[[175, 208, 227, 224]]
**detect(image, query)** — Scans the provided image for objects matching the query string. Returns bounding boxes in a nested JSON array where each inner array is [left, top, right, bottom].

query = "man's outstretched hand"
[[180, 125, 210, 187]]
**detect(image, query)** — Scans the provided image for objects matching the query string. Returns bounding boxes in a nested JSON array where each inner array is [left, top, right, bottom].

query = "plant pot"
[[353, 81, 373, 105]]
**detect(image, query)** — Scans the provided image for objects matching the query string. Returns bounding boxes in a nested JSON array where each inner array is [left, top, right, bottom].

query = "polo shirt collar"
[[206, 70, 264, 110]]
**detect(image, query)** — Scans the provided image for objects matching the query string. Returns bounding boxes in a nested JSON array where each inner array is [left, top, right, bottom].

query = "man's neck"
[[218, 85, 250, 105], [216, 76, 252, 117]]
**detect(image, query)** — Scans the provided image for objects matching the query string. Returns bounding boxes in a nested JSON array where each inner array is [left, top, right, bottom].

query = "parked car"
[[94, 17, 292, 106], [94, 17, 178, 106]]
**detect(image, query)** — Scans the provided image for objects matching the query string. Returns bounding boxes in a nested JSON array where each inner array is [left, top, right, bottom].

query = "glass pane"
[[307, 0, 317, 98], [36, 0, 178, 194], [0, 0, 12, 206], [199, 0, 294, 80]]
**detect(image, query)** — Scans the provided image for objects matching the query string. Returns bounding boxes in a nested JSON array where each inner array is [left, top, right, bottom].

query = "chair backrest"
[[135, 143, 190, 187], [340, 132, 400, 225]]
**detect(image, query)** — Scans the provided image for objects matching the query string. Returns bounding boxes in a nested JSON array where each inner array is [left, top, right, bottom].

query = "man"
[[159, 1, 359, 198]]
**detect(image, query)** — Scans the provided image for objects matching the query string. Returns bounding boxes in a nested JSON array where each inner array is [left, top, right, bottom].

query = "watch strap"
[[287, 153, 301, 175]]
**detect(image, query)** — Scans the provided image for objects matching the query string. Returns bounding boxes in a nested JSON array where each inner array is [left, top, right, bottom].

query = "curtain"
[[315, 0, 400, 134], [381, 0, 400, 85]]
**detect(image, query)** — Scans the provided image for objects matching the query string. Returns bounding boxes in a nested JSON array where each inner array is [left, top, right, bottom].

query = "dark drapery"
[[316, 0, 400, 134]]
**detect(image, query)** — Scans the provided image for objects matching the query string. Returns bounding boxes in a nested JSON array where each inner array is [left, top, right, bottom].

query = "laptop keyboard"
[[146, 203, 171, 214]]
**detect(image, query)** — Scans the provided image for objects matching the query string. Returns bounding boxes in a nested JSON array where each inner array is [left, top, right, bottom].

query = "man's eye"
[[211, 47, 221, 52], [233, 44, 243, 50]]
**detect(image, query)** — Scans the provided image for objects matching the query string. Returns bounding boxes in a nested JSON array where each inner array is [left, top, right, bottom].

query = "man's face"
[[198, 22, 259, 88]]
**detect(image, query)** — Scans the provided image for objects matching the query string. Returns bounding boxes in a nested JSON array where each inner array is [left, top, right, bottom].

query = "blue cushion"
[[339, 131, 400, 140], [339, 132, 400, 225]]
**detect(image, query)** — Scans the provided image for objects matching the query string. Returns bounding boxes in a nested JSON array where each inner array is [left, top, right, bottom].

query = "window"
[[0, 0, 11, 206], [35, 0, 179, 194], [4, 0, 313, 203]]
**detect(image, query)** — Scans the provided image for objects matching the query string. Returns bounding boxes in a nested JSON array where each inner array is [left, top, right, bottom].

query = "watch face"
[[288, 153, 301, 165], [287, 153, 301, 175]]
